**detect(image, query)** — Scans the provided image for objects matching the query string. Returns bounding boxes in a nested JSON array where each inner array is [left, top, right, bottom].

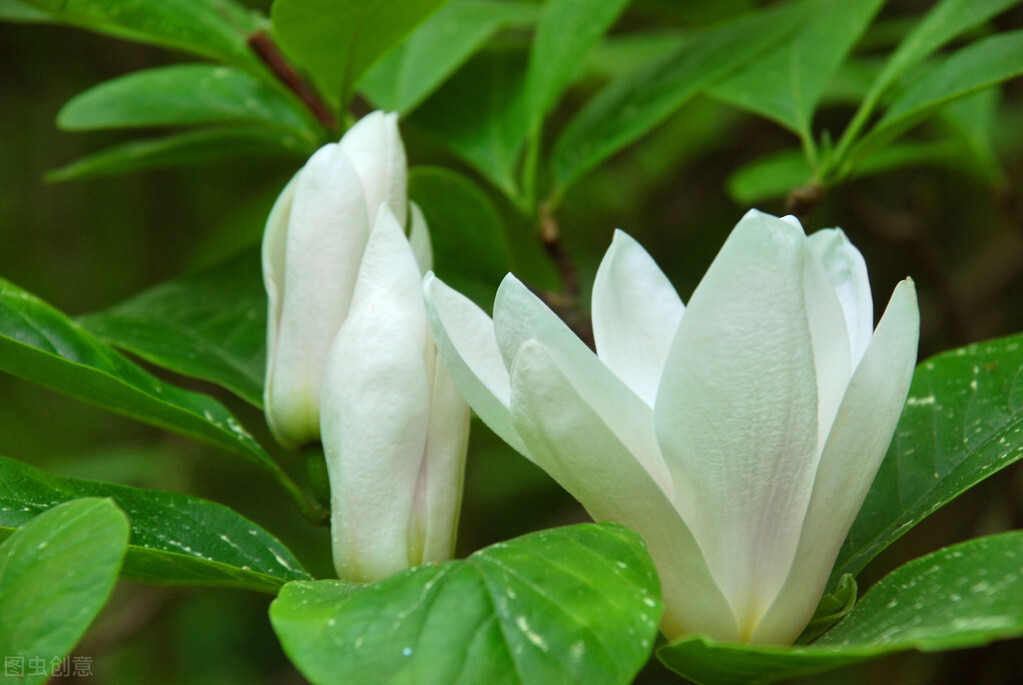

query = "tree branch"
[[247, 30, 336, 134]]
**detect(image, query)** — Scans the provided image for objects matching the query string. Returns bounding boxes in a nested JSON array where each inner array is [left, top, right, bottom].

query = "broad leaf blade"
[[408, 167, 513, 308], [0, 498, 128, 684], [79, 248, 266, 408], [523, 0, 631, 127], [359, 0, 539, 114], [58, 65, 319, 141], [0, 457, 310, 592], [659, 531, 1023, 684], [866, 0, 1022, 104], [709, 0, 885, 137], [551, 1, 807, 192], [0, 277, 279, 476], [833, 332, 1023, 585], [271, 0, 448, 107], [852, 30, 1023, 162], [410, 46, 530, 198], [47, 126, 312, 182], [271, 523, 661, 685], [16, 0, 263, 70]]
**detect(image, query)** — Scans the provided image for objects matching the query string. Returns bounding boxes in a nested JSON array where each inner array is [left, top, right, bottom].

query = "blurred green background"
[[2, 0, 1023, 682]]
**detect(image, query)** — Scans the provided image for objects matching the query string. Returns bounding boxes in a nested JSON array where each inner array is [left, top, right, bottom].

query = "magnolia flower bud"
[[424, 210, 920, 645], [263, 111, 408, 449], [321, 205, 469, 583]]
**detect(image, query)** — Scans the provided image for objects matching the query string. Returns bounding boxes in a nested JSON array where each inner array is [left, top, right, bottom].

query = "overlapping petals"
[[424, 209, 919, 644]]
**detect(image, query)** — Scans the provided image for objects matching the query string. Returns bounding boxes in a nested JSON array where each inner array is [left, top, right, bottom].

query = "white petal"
[[654, 210, 820, 641], [423, 274, 528, 457], [412, 342, 470, 565], [494, 275, 673, 499], [408, 201, 433, 276], [266, 144, 370, 448], [509, 340, 737, 641], [322, 293, 431, 583], [339, 110, 408, 228], [752, 279, 919, 645], [349, 204, 428, 351], [262, 172, 297, 423], [591, 229, 685, 407], [802, 243, 852, 448], [808, 228, 873, 366]]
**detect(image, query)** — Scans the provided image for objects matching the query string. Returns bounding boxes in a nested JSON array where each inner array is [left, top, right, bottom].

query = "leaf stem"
[[247, 30, 336, 135]]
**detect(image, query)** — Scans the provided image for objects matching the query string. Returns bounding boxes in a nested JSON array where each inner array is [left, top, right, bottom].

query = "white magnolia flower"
[[321, 204, 469, 583], [263, 111, 430, 449], [424, 210, 919, 645]]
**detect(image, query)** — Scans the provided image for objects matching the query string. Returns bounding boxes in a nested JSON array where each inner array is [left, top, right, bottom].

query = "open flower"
[[424, 210, 919, 645], [263, 111, 425, 449]]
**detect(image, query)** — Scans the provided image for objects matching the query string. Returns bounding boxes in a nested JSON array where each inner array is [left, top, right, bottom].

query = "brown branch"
[[536, 203, 594, 350], [785, 182, 825, 225], [247, 30, 336, 133]]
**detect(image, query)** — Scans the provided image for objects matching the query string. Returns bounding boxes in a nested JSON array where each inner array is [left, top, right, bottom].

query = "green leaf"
[[0, 498, 128, 684], [865, 0, 1022, 106], [359, 0, 539, 114], [408, 167, 513, 308], [832, 332, 1023, 585], [0, 457, 310, 592], [726, 148, 811, 204], [271, 523, 661, 685], [0, 0, 52, 22], [15, 0, 263, 70], [939, 88, 1002, 181], [57, 65, 319, 141], [658, 531, 1023, 684], [0, 278, 296, 497], [851, 30, 1023, 164], [709, 0, 885, 139], [47, 126, 312, 182], [523, 0, 631, 127], [410, 45, 530, 198], [551, 1, 807, 193], [585, 31, 686, 81], [727, 139, 967, 203], [830, 0, 1023, 168], [270, 0, 448, 107], [79, 248, 266, 408], [795, 574, 857, 644]]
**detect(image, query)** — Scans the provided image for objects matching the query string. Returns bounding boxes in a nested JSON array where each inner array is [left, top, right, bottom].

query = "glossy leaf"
[[57, 65, 319, 141], [271, 0, 448, 107], [411, 46, 530, 198], [359, 0, 539, 114], [47, 126, 312, 182], [523, 0, 631, 127], [863, 0, 1022, 106], [15, 0, 262, 69], [709, 0, 885, 138], [408, 167, 513, 308], [832, 332, 1023, 585], [0, 277, 284, 481], [851, 30, 1023, 163], [271, 523, 661, 685], [551, 1, 806, 192], [0, 457, 310, 592], [79, 248, 266, 408], [0, 498, 128, 684], [658, 531, 1023, 684]]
